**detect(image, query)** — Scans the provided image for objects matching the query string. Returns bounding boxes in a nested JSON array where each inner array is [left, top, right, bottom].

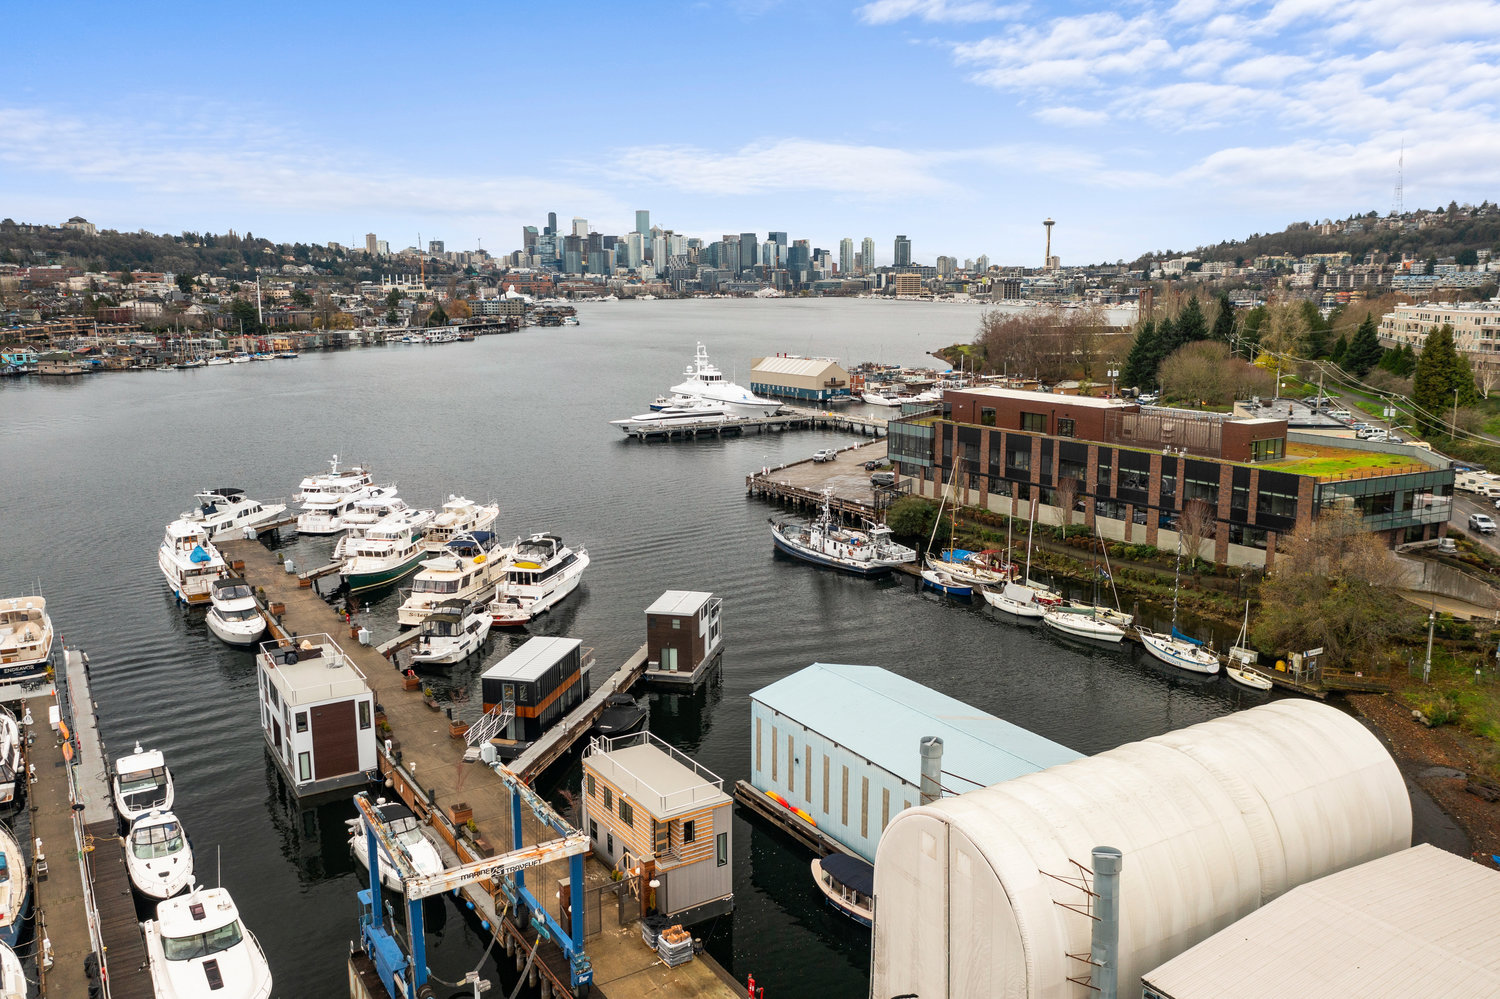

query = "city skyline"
[[2, 2, 1496, 266]]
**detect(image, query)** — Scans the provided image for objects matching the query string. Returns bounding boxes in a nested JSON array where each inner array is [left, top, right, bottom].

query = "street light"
[[1107, 367, 1119, 397]]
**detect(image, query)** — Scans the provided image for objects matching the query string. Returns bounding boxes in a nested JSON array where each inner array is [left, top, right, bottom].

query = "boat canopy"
[[189, 545, 212, 564], [823, 854, 874, 895], [1171, 627, 1205, 646]]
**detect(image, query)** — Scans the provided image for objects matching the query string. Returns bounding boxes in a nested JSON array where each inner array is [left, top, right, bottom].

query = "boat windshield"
[[217, 584, 253, 601], [119, 769, 168, 807], [423, 620, 460, 637], [132, 821, 184, 859], [413, 578, 459, 594], [216, 607, 260, 623], [161, 920, 243, 961]]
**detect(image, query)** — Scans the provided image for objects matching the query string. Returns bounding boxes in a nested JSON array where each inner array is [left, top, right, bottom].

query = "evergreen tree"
[[1343, 312, 1384, 377], [1210, 293, 1236, 345], [1176, 296, 1208, 345], [1412, 324, 1476, 433], [1153, 315, 1183, 363], [1330, 334, 1348, 364], [1300, 300, 1332, 358], [1121, 320, 1158, 391]]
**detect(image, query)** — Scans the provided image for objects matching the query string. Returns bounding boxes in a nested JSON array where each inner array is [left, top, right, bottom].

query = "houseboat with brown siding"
[[642, 590, 723, 687]]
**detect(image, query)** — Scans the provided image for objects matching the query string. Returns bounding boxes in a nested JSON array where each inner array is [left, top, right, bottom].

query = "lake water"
[[0, 298, 1290, 997]]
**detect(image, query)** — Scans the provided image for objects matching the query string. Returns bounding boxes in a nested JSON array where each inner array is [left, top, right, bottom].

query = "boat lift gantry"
[[354, 766, 593, 999]]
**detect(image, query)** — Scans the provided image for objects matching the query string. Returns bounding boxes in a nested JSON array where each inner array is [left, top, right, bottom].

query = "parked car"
[[812, 448, 837, 463], [864, 459, 883, 470], [870, 471, 896, 487], [1468, 513, 1497, 535]]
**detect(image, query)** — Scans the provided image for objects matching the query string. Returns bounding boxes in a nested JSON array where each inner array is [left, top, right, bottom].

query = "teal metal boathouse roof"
[[750, 663, 1081, 792]]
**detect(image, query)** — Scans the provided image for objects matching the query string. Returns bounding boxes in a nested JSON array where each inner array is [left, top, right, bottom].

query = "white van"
[[1456, 471, 1500, 496], [1327, 409, 1353, 421]]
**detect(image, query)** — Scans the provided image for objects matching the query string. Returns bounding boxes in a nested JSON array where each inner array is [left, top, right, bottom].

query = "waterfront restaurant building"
[[888, 386, 1454, 568]]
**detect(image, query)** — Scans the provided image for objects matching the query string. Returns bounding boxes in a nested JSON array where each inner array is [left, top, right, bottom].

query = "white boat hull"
[[206, 608, 266, 646], [490, 549, 590, 626], [1138, 629, 1220, 674], [410, 622, 491, 665], [1043, 610, 1126, 642], [1227, 665, 1273, 690]]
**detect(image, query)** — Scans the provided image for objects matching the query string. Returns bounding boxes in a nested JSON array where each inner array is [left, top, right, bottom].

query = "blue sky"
[[4, 1, 1497, 266]]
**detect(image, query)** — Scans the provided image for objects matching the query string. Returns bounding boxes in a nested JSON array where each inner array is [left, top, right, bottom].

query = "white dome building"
[[870, 700, 1411, 999]]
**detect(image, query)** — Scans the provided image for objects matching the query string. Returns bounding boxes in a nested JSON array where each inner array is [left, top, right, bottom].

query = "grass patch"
[[1260, 442, 1426, 479]]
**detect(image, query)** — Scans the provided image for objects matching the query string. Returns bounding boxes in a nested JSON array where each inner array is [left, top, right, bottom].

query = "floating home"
[[257, 634, 376, 796], [750, 354, 851, 404], [480, 636, 586, 760], [749, 663, 1081, 863], [642, 590, 723, 686], [582, 731, 733, 923]]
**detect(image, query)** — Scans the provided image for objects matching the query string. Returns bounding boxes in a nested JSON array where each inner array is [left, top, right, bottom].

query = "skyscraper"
[[635, 210, 650, 235], [625, 231, 644, 268], [740, 233, 758, 274], [522, 226, 538, 251], [839, 238, 854, 275], [894, 235, 912, 268], [861, 237, 876, 274], [572, 217, 588, 239], [365, 233, 377, 256], [546, 212, 557, 236]]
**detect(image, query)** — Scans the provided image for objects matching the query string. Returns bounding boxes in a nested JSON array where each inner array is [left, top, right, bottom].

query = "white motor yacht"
[[179, 488, 287, 542], [158, 520, 228, 605], [0, 595, 54, 682], [396, 532, 512, 627], [294, 455, 375, 534], [206, 578, 266, 646], [143, 886, 272, 999], [0, 710, 24, 807], [126, 809, 195, 900], [339, 506, 437, 593], [345, 798, 446, 892], [113, 742, 175, 824], [488, 533, 590, 626], [667, 342, 782, 416], [860, 388, 912, 407], [329, 487, 404, 557], [770, 490, 916, 575], [0, 824, 25, 949], [611, 399, 736, 434], [0, 942, 23, 999], [424, 495, 500, 549], [410, 599, 492, 665]]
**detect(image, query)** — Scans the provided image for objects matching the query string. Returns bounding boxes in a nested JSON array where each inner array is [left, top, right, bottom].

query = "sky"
[[3, 0, 1498, 267]]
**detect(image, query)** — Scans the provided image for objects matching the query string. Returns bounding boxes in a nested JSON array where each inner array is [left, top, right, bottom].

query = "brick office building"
[[888, 387, 1453, 568]]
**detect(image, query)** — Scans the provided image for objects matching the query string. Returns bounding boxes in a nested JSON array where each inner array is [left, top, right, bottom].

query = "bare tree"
[[1159, 341, 1275, 405], [1053, 475, 1080, 530], [1176, 498, 1216, 567]]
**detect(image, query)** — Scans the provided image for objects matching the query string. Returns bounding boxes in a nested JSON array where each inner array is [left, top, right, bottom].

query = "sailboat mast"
[[1170, 534, 1184, 631], [1025, 495, 1037, 582]]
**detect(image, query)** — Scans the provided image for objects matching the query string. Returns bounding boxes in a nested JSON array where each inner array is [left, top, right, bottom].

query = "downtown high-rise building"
[[546, 212, 557, 236], [975, 254, 990, 272], [861, 237, 876, 274], [625, 231, 644, 268], [839, 237, 854, 275], [572, 217, 588, 239], [522, 226, 538, 251], [635, 210, 650, 235], [365, 233, 377, 256], [894, 235, 912, 268], [739, 233, 758, 274]]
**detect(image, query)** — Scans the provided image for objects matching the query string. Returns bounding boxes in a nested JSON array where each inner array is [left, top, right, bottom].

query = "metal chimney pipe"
[[919, 736, 943, 805], [1090, 846, 1124, 999]]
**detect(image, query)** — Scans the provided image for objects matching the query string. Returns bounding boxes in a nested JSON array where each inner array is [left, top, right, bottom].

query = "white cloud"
[[856, 0, 1024, 25], [1034, 105, 1110, 127], [614, 139, 956, 197]]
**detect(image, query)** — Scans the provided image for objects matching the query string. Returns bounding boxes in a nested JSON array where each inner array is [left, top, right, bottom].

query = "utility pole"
[[1453, 387, 1460, 435], [1424, 599, 1436, 684]]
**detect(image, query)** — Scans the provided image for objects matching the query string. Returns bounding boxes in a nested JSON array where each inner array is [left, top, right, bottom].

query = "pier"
[[221, 537, 740, 999], [619, 406, 886, 441]]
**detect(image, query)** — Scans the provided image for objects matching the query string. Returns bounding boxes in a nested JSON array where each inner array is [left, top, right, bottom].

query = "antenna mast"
[[1392, 140, 1404, 217]]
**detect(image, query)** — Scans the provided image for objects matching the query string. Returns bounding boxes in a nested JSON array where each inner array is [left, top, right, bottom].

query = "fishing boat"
[[179, 488, 287, 542], [143, 886, 273, 999], [409, 599, 491, 665], [205, 578, 266, 647], [1138, 537, 1220, 675], [0, 942, 23, 999], [338, 506, 437, 593], [0, 825, 27, 948], [423, 495, 500, 548], [113, 742, 176, 824], [158, 520, 228, 605], [0, 595, 54, 682], [396, 532, 512, 627], [593, 692, 647, 736], [125, 810, 195, 900], [487, 533, 590, 626], [810, 854, 874, 927], [345, 798, 446, 892], [293, 455, 375, 535], [1226, 601, 1272, 690], [770, 489, 916, 575]]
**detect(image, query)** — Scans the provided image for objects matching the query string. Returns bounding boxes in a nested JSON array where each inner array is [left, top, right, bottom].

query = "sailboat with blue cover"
[[1137, 535, 1219, 674]]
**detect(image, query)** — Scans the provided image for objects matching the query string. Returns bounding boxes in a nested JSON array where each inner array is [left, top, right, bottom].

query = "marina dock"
[[618, 406, 886, 441], [221, 537, 741, 999], [30, 649, 153, 998]]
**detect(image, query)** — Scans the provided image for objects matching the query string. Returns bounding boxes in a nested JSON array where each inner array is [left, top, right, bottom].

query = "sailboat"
[[981, 496, 1061, 617], [1225, 601, 1272, 690], [1137, 535, 1220, 674], [920, 468, 974, 598], [1043, 527, 1133, 642]]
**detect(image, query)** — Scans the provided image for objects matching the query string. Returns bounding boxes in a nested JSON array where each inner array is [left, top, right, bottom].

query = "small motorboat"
[[811, 853, 874, 927], [126, 810, 195, 900], [920, 568, 973, 598], [206, 577, 266, 646], [0, 825, 26, 948], [0, 941, 23, 999], [409, 599, 491, 665], [113, 742, 175, 825], [594, 692, 647, 737], [143, 886, 272, 999], [346, 798, 446, 892]]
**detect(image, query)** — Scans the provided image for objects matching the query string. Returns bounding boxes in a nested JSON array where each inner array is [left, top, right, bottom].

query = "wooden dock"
[[222, 537, 740, 999], [732, 780, 861, 860], [511, 646, 648, 781]]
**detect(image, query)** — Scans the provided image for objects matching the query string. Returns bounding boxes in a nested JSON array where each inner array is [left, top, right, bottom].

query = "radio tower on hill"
[[1391, 141, 1404, 217]]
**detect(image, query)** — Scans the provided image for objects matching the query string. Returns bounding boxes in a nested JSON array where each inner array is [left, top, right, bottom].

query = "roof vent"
[[203, 957, 224, 990], [189, 901, 205, 921]]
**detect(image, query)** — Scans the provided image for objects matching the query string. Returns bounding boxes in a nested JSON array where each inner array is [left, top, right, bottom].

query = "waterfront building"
[[582, 731, 733, 922], [839, 238, 854, 275], [256, 634, 376, 797], [862, 236, 876, 274], [642, 590, 723, 686], [1378, 298, 1500, 375], [872, 700, 1410, 999], [635, 209, 650, 234], [749, 663, 1081, 863], [749, 353, 851, 403], [479, 637, 586, 757], [889, 386, 1453, 567], [892, 273, 923, 296], [894, 234, 912, 267]]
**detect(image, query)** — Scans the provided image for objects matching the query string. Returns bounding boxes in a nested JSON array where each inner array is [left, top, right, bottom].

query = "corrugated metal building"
[[749, 663, 1081, 862], [750, 354, 852, 403], [870, 700, 1412, 999], [1142, 843, 1500, 998]]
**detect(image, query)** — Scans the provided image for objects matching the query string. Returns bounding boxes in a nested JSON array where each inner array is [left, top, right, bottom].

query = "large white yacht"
[[126, 809, 195, 900], [666, 342, 782, 416], [396, 532, 512, 627], [0, 824, 25, 948], [488, 533, 590, 626], [423, 495, 500, 549], [113, 742, 175, 824], [329, 487, 404, 557], [0, 710, 20, 807], [179, 488, 287, 542], [205, 578, 266, 646], [294, 455, 376, 534], [0, 595, 54, 682], [612, 398, 736, 434], [345, 798, 446, 892], [410, 599, 492, 665], [158, 520, 228, 605], [143, 886, 272, 999], [339, 506, 437, 593]]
